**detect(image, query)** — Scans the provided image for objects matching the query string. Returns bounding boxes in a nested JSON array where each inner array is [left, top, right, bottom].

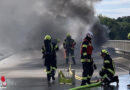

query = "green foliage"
[[117, 16, 130, 23], [98, 15, 130, 40]]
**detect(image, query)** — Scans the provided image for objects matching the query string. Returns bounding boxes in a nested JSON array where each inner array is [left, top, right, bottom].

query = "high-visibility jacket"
[[63, 37, 76, 50], [41, 42, 53, 57], [102, 55, 115, 75], [80, 38, 93, 62], [42, 40, 59, 57]]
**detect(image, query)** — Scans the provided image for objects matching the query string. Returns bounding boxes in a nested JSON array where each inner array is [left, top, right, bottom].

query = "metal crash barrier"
[[104, 40, 130, 53]]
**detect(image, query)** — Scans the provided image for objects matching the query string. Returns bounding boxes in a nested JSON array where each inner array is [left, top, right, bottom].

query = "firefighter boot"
[[102, 78, 110, 86], [86, 78, 91, 84], [47, 74, 51, 81], [81, 80, 87, 86], [113, 76, 119, 85], [52, 70, 55, 81]]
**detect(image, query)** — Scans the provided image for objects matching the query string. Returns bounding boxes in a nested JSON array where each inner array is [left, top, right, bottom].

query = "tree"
[[98, 15, 130, 40]]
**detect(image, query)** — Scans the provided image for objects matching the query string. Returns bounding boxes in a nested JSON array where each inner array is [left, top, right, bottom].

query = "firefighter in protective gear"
[[63, 33, 76, 65], [128, 33, 130, 39], [80, 32, 97, 86], [99, 49, 119, 85], [41, 35, 59, 83]]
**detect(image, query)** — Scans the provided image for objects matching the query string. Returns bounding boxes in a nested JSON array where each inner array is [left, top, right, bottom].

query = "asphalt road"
[[0, 50, 129, 90]]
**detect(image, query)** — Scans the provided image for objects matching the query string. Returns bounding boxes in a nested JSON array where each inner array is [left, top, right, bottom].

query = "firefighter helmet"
[[86, 32, 93, 38], [101, 49, 109, 55], [66, 33, 71, 37], [44, 35, 51, 40]]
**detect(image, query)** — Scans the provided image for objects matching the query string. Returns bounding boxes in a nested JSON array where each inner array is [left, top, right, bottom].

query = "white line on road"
[[117, 67, 128, 72]]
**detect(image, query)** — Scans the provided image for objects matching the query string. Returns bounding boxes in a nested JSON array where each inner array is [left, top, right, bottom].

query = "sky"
[[95, 0, 130, 18]]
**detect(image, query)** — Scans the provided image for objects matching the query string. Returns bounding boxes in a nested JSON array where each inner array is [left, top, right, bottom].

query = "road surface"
[[0, 50, 129, 90]]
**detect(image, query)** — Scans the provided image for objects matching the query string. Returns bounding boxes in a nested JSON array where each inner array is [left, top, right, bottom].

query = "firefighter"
[[80, 32, 97, 86], [128, 33, 130, 39], [99, 49, 119, 85], [41, 35, 59, 84], [63, 33, 76, 65]]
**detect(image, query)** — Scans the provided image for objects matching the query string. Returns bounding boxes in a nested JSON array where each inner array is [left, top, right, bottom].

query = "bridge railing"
[[103, 40, 130, 53]]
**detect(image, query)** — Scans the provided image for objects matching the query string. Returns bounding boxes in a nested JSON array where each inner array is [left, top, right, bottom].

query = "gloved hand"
[[94, 64, 97, 70]]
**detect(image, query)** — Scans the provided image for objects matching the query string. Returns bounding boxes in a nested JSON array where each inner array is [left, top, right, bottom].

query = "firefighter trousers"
[[99, 69, 119, 85], [65, 49, 75, 65], [51, 59, 57, 80], [46, 63, 52, 82], [44, 55, 57, 82], [81, 62, 94, 85]]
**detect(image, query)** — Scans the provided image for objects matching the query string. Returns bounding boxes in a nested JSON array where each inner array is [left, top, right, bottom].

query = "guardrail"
[[103, 40, 130, 53]]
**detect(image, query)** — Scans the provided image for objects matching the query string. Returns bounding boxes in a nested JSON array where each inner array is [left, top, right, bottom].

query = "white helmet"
[[86, 31, 93, 38]]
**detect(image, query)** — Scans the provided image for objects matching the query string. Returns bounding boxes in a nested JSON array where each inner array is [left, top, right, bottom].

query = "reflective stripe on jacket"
[[102, 55, 115, 75]]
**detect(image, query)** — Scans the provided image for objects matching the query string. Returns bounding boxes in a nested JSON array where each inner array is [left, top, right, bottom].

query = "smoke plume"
[[0, 0, 108, 51]]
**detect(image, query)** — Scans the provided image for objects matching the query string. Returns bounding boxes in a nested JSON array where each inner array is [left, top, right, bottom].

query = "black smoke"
[[0, 0, 108, 51]]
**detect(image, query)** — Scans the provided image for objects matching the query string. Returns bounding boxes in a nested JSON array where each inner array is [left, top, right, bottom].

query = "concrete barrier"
[[104, 40, 130, 53]]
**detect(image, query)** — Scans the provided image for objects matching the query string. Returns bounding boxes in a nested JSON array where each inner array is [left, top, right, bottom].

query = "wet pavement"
[[0, 50, 129, 90], [0, 77, 74, 90], [0, 75, 129, 90]]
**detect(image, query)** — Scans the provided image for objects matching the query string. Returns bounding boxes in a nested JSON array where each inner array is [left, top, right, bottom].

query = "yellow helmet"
[[128, 33, 130, 39], [101, 49, 109, 55], [44, 35, 51, 40], [66, 33, 71, 37]]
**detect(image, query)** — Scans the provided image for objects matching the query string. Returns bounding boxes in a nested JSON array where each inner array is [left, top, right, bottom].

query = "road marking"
[[117, 67, 128, 72]]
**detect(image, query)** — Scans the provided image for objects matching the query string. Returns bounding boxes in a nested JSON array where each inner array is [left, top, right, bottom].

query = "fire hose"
[[68, 64, 102, 90]]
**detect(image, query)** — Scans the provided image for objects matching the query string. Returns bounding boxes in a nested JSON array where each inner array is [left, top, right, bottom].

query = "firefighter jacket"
[[42, 40, 53, 57], [80, 38, 93, 63], [63, 37, 76, 50], [41, 40, 58, 65], [102, 55, 115, 75]]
